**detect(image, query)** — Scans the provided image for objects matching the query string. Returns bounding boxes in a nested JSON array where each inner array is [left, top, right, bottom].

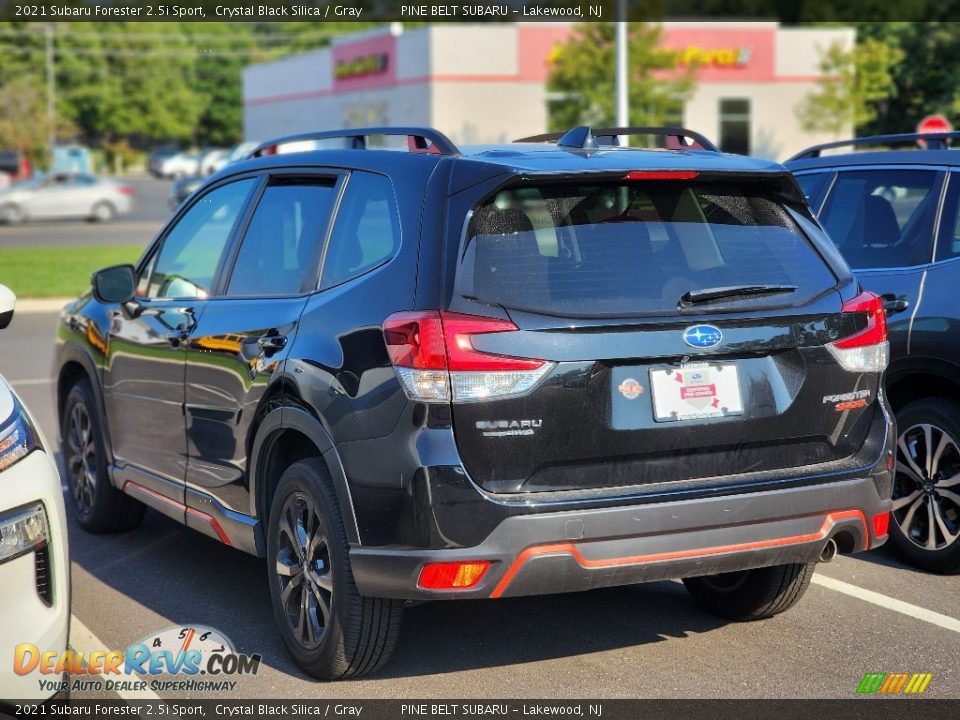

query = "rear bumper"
[[351, 475, 891, 600]]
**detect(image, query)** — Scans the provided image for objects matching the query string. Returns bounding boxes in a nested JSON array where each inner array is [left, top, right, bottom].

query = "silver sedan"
[[0, 173, 134, 224]]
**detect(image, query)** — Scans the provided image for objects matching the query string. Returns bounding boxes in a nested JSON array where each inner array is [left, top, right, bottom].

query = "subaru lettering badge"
[[682, 324, 723, 349]]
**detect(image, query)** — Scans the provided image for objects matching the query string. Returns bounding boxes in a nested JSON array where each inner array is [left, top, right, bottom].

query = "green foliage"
[[0, 22, 375, 159], [795, 38, 903, 136], [0, 245, 139, 299], [546, 23, 695, 135], [855, 22, 960, 135]]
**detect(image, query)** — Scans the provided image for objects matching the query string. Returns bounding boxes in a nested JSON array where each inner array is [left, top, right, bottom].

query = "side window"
[[226, 178, 338, 297], [936, 171, 960, 262], [321, 172, 400, 288], [141, 178, 255, 300], [793, 172, 829, 209], [819, 169, 939, 269]]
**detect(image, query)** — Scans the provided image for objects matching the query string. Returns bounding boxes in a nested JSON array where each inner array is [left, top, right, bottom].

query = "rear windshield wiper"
[[679, 284, 797, 307]]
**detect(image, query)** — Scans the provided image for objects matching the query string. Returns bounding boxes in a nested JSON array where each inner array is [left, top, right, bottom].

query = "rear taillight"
[[117, 185, 135, 196], [383, 311, 552, 402], [826, 291, 889, 372]]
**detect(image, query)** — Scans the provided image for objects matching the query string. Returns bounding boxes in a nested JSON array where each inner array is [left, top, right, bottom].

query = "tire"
[[89, 201, 116, 223], [0, 203, 25, 225], [889, 398, 960, 574], [266, 458, 403, 680], [61, 378, 144, 533], [682, 562, 816, 621]]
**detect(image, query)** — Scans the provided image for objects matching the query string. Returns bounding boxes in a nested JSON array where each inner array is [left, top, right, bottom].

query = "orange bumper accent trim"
[[490, 509, 868, 599]]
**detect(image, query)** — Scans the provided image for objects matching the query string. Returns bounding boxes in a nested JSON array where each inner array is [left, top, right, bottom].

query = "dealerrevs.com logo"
[[14, 625, 261, 694]]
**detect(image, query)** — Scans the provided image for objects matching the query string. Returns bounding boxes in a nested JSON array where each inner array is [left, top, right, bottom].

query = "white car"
[[153, 151, 201, 180], [198, 148, 229, 176], [0, 285, 70, 702], [0, 174, 135, 224]]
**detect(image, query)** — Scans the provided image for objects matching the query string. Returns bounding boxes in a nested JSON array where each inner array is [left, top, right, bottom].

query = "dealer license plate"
[[649, 362, 743, 423]]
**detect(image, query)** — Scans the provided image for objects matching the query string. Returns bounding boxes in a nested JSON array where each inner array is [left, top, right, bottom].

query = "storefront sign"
[[334, 52, 390, 80], [675, 46, 753, 68]]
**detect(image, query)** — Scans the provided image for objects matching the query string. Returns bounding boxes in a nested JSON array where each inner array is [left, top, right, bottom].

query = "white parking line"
[[70, 614, 162, 701], [813, 574, 960, 634], [10, 378, 53, 387]]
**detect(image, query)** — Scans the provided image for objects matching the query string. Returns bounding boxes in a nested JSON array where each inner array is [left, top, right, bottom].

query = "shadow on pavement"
[[67, 501, 727, 682]]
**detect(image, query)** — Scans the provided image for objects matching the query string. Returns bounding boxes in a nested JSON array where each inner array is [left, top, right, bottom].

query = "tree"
[[855, 22, 960, 135], [795, 37, 902, 137], [0, 21, 371, 157], [0, 76, 49, 165], [547, 23, 695, 135]]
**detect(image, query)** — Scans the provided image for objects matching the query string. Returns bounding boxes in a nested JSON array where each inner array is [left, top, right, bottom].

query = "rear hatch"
[[389, 172, 889, 494]]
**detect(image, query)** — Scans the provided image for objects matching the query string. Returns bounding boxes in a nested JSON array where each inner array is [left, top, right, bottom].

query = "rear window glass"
[[457, 181, 837, 317]]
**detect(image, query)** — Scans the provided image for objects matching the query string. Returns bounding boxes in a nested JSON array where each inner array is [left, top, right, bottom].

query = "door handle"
[[167, 327, 190, 347], [257, 334, 288, 353], [880, 293, 909, 316]]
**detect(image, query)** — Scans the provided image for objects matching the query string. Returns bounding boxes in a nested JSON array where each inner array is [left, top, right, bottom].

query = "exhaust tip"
[[819, 538, 838, 563]]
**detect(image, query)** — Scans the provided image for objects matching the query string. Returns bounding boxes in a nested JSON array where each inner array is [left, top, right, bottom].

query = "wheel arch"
[[250, 405, 361, 546], [57, 344, 113, 460], [887, 356, 960, 413]]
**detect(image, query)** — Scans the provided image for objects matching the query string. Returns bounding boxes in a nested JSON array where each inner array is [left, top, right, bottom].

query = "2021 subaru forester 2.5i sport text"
[[55, 126, 894, 680]]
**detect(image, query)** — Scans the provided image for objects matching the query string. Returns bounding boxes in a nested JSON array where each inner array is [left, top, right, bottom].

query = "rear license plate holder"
[[649, 362, 743, 423]]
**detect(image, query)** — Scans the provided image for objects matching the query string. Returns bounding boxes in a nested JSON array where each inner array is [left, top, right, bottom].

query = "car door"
[[803, 166, 944, 363], [182, 172, 343, 530], [102, 177, 258, 509], [910, 169, 960, 367]]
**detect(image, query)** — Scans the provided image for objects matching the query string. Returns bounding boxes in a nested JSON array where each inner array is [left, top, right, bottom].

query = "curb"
[[15, 298, 72, 314]]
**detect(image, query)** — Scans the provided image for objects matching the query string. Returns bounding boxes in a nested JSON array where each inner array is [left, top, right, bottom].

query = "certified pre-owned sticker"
[[618, 378, 645, 399], [823, 389, 871, 412]]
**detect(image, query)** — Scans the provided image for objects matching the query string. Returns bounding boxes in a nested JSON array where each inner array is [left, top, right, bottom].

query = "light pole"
[[615, 0, 628, 145], [46, 23, 56, 165]]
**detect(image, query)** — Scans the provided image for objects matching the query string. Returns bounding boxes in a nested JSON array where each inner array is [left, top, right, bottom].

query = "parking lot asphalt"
[[2, 310, 958, 700], [0, 176, 171, 248]]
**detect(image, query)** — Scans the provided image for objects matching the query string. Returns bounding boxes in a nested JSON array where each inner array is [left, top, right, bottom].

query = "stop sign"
[[917, 114, 953, 147]]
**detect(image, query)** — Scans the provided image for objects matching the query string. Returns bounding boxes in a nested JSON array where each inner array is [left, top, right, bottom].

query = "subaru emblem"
[[682, 324, 723, 349]]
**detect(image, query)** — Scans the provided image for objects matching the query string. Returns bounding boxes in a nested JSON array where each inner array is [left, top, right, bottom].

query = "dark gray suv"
[[788, 131, 960, 573]]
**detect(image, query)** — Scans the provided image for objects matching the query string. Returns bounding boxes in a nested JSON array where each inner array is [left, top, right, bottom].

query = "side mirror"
[[92, 264, 136, 305], [0, 284, 15, 330]]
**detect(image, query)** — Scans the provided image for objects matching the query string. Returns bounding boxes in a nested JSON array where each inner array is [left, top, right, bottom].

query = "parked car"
[[0, 284, 71, 702], [225, 141, 259, 165], [57, 125, 894, 680], [148, 146, 179, 178], [0, 149, 29, 181], [168, 175, 204, 211], [198, 148, 229, 176], [0, 173, 134, 224], [787, 131, 960, 573], [151, 151, 201, 180]]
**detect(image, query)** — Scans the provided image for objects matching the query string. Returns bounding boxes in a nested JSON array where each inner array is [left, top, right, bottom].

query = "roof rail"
[[248, 127, 460, 159], [788, 131, 960, 161], [515, 125, 720, 153]]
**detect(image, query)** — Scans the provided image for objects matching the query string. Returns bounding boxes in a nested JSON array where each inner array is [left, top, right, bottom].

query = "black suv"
[[57, 126, 894, 679], [787, 132, 960, 573]]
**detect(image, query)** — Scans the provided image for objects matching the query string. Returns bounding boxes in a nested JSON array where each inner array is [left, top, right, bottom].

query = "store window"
[[719, 99, 750, 155]]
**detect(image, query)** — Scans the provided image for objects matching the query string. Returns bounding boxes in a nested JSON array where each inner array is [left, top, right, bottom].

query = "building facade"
[[243, 22, 854, 161]]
